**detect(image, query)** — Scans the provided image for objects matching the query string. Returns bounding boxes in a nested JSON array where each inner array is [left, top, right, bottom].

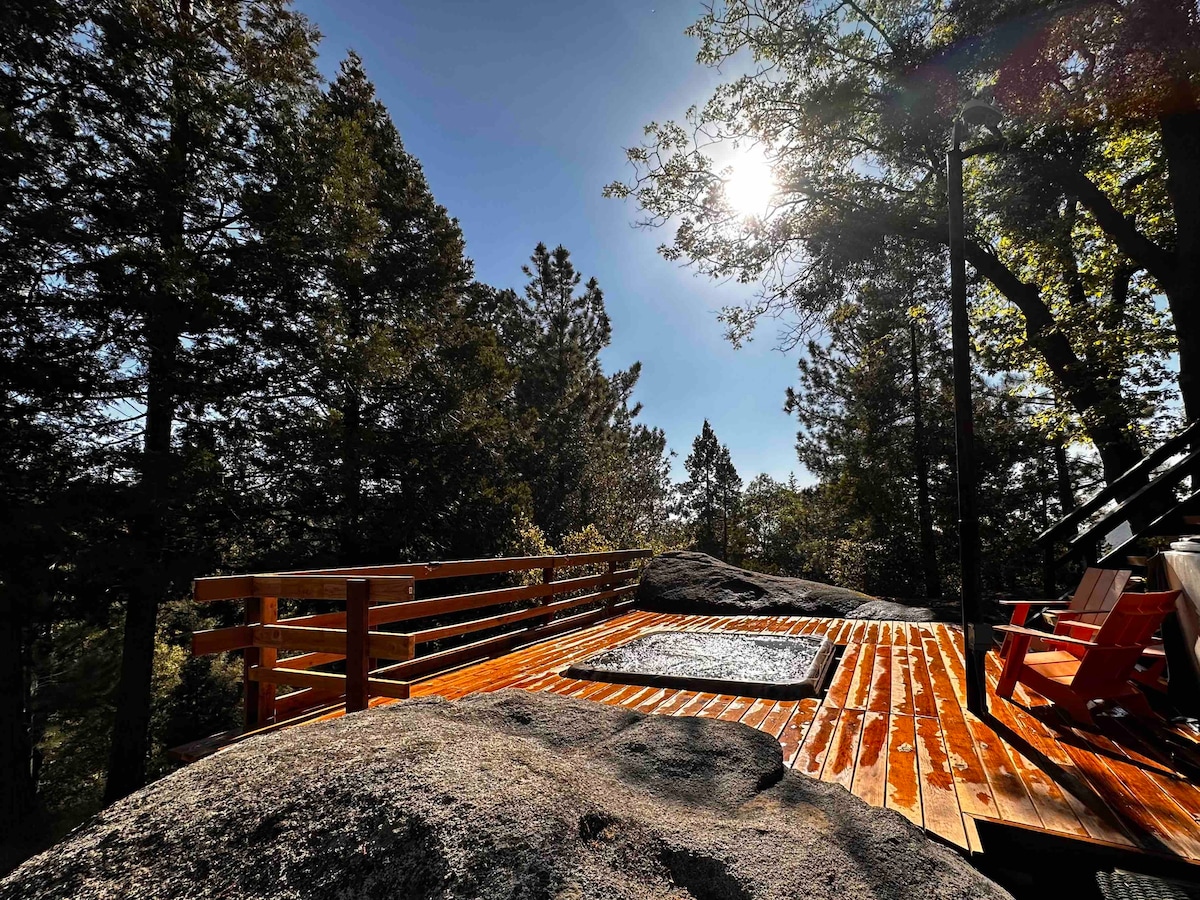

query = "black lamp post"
[[947, 97, 1003, 718]]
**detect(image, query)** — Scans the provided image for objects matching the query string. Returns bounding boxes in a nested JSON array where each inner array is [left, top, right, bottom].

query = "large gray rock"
[[639, 551, 937, 621], [3, 691, 1008, 900], [846, 599, 941, 622]]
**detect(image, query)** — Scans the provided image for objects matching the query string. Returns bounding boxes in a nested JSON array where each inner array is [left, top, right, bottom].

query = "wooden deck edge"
[[965, 814, 1200, 873], [166, 703, 345, 763]]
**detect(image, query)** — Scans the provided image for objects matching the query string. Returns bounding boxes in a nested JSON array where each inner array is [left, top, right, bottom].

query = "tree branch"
[[1045, 161, 1177, 288]]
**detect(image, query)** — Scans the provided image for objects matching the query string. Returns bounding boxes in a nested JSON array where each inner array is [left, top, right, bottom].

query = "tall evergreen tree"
[[785, 283, 1073, 598], [516, 243, 616, 540], [714, 445, 743, 562], [683, 420, 721, 555], [0, 0, 105, 851], [61, 0, 320, 802], [682, 420, 741, 560], [249, 55, 526, 565], [582, 363, 673, 546]]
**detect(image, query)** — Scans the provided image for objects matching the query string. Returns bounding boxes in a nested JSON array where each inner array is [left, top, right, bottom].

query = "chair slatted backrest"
[[1068, 568, 1132, 625], [1073, 590, 1180, 696]]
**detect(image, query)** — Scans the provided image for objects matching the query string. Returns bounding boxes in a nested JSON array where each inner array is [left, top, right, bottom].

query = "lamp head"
[[959, 97, 1004, 132]]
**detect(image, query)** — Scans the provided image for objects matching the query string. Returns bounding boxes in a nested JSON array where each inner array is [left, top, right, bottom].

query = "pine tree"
[[58, 0, 321, 803], [682, 420, 741, 560], [582, 363, 673, 546], [516, 243, 615, 540], [1, 0, 119, 848], [249, 55, 525, 565], [715, 444, 743, 562], [786, 288, 948, 597], [785, 282, 1069, 598]]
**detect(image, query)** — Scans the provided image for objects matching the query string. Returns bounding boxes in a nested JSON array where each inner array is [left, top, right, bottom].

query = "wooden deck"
[[366, 610, 1200, 866]]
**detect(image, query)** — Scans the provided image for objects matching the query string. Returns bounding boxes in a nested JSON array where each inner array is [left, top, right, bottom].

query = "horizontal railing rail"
[[187, 549, 652, 733]]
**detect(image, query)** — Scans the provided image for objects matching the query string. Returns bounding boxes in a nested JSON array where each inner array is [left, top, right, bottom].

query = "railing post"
[[537, 565, 556, 625], [346, 579, 370, 713], [244, 596, 278, 728]]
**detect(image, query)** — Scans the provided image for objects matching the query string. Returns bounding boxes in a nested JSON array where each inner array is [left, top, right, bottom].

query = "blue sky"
[[295, 0, 809, 484]]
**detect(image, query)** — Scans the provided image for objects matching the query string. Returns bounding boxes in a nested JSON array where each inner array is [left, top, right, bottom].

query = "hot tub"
[[566, 629, 836, 700]]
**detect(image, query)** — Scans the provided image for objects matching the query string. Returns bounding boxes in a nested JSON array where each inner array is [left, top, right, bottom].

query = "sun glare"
[[721, 147, 776, 219]]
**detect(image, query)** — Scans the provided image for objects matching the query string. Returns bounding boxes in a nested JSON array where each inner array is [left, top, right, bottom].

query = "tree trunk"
[[704, 470, 714, 555], [722, 488, 729, 561], [1161, 108, 1200, 423], [963, 240, 1144, 483], [0, 608, 40, 867], [909, 321, 942, 598], [341, 384, 363, 562], [1053, 436, 1075, 515], [105, 1, 190, 802], [340, 286, 365, 562], [106, 323, 177, 804], [102, 574, 161, 802]]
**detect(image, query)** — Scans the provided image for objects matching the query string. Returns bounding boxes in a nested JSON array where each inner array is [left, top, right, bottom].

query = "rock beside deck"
[[2, 691, 1008, 900], [638, 551, 938, 621]]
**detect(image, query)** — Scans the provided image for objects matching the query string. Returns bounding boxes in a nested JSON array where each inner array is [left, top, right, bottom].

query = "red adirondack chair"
[[998, 567, 1131, 658], [996, 589, 1181, 725]]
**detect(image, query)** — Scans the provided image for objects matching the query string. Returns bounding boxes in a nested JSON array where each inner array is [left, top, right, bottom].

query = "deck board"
[[850, 710, 889, 807], [844, 642, 875, 710], [885, 712, 923, 827], [821, 709, 865, 790], [914, 713, 970, 849], [350, 609, 1200, 868], [793, 704, 840, 777]]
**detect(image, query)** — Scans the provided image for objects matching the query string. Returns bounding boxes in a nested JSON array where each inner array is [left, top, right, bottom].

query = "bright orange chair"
[[996, 590, 1180, 725]]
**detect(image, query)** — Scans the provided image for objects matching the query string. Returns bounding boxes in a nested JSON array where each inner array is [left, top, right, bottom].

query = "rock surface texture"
[[638, 551, 938, 621], [2, 691, 1009, 900]]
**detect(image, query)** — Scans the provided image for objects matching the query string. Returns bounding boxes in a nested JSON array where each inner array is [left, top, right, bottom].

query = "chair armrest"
[[995, 624, 1097, 648], [996, 624, 1146, 651], [1144, 644, 1167, 658], [997, 598, 1070, 606]]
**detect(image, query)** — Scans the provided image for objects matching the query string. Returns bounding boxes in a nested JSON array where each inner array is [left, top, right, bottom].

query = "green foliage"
[[499, 242, 674, 549], [1, 5, 672, 866], [507, 516, 619, 586], [773, 275, 1077, 599], [29, 605, 238, 844], [246, 54, 526, 566], [559, 525, 616, 557], [608, 0, 1199, 477]]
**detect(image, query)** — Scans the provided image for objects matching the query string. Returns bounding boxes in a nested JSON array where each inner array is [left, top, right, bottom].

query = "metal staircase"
[[1037, 420, 1200, 593]]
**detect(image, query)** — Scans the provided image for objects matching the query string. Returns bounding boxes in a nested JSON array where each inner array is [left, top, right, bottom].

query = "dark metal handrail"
[[1059, 447, 1200, 563], [1037, 419, 1200, 546]]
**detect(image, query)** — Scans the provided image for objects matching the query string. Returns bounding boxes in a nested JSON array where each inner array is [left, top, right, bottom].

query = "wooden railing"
[[189, 549, 652, 730]]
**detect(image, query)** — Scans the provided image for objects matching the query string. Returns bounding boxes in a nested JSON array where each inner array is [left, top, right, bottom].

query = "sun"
[[721, 146, 777, 219]]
